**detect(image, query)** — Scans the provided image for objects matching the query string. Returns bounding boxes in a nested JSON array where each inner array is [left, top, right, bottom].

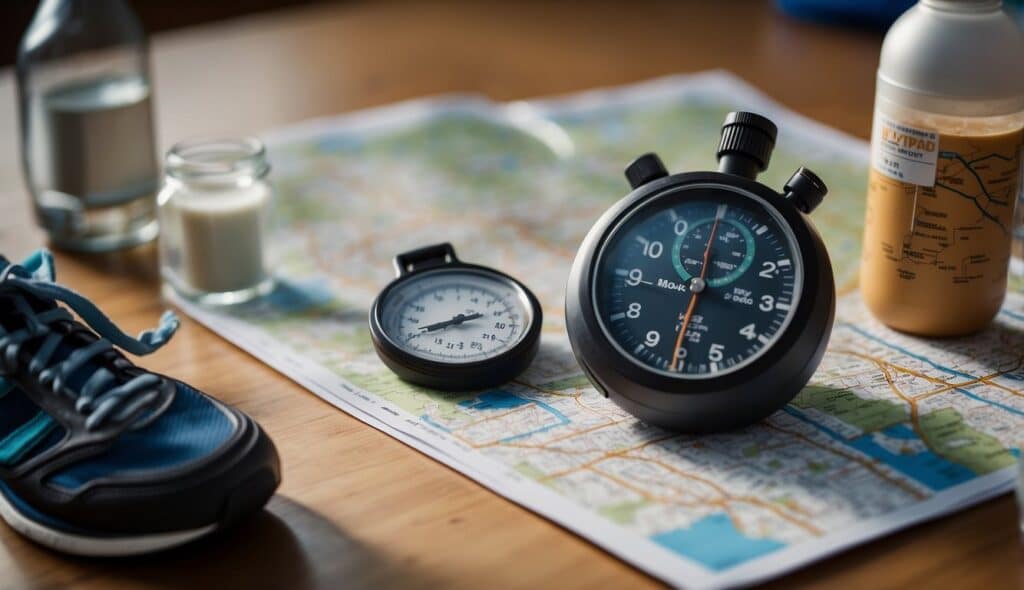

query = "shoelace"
[[0, 250, 179, 431]]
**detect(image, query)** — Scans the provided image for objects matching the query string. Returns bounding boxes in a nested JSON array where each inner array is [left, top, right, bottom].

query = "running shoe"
[[0, 250, 281, 556]]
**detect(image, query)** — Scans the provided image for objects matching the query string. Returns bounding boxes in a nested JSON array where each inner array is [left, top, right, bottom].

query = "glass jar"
[[17, 0, 160, 252], [157, 138, 276, 306]]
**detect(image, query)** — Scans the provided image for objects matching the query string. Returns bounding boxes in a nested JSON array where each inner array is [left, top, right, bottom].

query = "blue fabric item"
[[0, 387, 65, 467], [0, 249, 181, 432], [2, 251, 179, 357], [0, 412, 57, 466], [0, 388, 43, 442], [1, 250, 54, 282], [0, 250, 233, 489], [776, 0, 914, 29], [48, 382, 235, 491], [18, 423, 66, 466]]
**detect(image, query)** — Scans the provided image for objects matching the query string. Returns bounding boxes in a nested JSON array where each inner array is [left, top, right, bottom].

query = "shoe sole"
[[0, 485, 217, 557], [0, 388, 281, 558], [0, 450, 280, 557]]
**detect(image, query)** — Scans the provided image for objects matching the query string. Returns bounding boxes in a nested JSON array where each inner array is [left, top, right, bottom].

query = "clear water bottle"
[[16, 0, 160, 252]]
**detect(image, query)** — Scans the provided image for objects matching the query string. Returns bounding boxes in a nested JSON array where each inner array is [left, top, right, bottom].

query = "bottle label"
[[871, 114, 939, 186], [861, 116, 1023, 333]]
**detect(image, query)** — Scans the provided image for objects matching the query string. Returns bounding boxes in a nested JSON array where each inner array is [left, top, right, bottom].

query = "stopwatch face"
[[593, 184, 803, 378], [379, 268, 534, 363]]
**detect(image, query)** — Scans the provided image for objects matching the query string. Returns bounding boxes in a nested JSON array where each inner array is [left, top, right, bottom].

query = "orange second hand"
[[670, 293, 699, 371], [669, 214, 721, 372]]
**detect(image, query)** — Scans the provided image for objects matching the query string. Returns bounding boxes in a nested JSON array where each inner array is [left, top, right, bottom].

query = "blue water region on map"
[[420, 415, 451, 432], [454, 390, 570, 442], [316, 134, 364, 153], [1000, 307, 1024, 323], [263, 278, 335, 312], [460, 390, 532, 411], [785, 408, 974, 491], [651, 513, 786, 571]]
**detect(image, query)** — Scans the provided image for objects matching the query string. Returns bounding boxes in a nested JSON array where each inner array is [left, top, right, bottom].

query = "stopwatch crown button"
[[783, 167, 828, 213], [625, 153, 669, 189], [716, 111, 778, 180]]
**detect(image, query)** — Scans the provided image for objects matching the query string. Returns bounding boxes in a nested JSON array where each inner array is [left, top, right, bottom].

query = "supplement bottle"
[[861, 0, 1024, 335]]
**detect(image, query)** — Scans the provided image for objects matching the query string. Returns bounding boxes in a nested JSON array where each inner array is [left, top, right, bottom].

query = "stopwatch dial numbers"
[[381, 271, 529, 363], [594, 190, 802, 378]]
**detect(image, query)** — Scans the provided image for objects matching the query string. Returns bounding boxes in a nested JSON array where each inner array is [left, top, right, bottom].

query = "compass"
[[565, 112, 836, 432], [369, 243, 542, 390]]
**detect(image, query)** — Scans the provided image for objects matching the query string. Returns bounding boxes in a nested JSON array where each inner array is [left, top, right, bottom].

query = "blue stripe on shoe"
[[0, 412, 57, 467]]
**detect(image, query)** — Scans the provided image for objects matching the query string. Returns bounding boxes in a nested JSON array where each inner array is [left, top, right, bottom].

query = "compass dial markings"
[[381, 270, 531, 363]]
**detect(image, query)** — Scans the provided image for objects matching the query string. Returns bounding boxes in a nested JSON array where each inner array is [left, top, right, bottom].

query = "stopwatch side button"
[[625, 153, 669, 189], [783, 167, 828, 213], [716, 111, 778, 180]]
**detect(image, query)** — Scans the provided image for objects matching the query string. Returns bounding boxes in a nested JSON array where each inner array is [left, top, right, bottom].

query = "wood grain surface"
[[0, 1, 1020, 588]]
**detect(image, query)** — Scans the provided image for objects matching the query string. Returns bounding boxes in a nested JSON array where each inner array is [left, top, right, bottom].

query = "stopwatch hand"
[[669, 212, 722, 372]]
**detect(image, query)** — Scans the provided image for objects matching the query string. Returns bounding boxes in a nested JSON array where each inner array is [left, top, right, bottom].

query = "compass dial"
[[380, 269, 532, 363], [593, 185, 803, 378]]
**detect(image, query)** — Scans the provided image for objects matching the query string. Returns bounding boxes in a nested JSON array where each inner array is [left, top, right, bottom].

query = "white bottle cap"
[[921, 0, 1001, 11], [878, 0, 1024, 115]]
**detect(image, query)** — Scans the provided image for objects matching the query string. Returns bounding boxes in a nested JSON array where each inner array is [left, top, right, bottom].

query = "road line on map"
[[571, 395, 626, 421], [763, 422, 928, 500], [831, 348, 1017, 462], [492, 418, 631, 449], [512, 379, 581, 398], [830, 348, 964, 388], [591, 468, 753, 528], [978, 377, 1024, 398], [539, 434, 682, 482], [514, 379, 624, 422], [460, 404, 538, 430], [491, 442, 603, 455], [620, 456, 824, 536]]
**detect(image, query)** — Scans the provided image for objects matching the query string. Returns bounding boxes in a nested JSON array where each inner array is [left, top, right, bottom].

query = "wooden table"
[[0, 1, 1019, 587]]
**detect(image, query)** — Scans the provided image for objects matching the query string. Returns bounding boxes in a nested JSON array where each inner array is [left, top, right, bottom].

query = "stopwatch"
[[565, 112, 836, 432], [369, 243, 542, 390]]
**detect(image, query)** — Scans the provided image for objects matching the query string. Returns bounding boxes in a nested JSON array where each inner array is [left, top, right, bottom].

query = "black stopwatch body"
[[565, 112, 836, 432]]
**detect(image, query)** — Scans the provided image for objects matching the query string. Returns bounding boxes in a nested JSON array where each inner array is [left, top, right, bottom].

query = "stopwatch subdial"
[[672, 215, 755, 288]]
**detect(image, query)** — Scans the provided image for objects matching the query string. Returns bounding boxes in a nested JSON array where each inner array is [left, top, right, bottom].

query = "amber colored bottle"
[[860, 0, 1024, 336]]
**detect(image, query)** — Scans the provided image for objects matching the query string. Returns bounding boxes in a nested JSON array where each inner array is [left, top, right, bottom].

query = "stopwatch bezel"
[[566, 171, 832, 401], [369, 245, 543, 391], [590, 182, 805, 380]]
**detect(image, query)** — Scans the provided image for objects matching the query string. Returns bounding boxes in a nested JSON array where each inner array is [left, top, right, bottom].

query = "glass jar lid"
[[165, 137, 269, 182]]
